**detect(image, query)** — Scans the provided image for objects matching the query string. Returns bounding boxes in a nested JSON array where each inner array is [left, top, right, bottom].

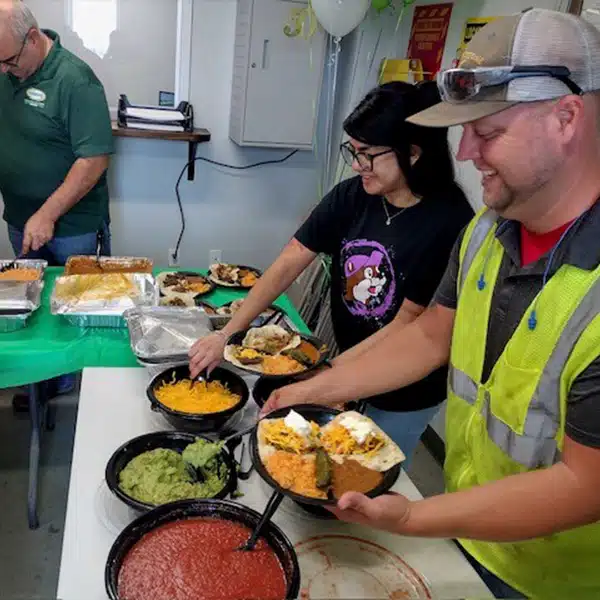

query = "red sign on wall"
[[407, 3, 454, 80]]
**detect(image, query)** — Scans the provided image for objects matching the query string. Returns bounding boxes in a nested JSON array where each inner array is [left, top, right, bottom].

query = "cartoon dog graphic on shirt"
[[344, 250, 387, 306]]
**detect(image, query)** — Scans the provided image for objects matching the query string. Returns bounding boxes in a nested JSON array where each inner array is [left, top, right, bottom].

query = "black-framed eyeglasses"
[[0, 29, 32, 69], [340, 142, 395, 171], [437, 65, 583, 103]]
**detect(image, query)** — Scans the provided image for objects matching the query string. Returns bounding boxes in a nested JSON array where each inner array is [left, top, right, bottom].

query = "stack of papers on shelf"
[[117, 95, 193, 133]]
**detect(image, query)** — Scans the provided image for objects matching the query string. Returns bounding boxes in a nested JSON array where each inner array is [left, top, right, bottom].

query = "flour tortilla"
[[223, 344, 265, 374], [242, 325, 301, 354], [159, 292, 196, 307], [322, 411, 405, 472], [208, 263, 240, 287]]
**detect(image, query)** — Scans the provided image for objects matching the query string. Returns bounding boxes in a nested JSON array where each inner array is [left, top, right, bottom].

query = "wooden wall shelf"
[[111, 122, 211, 181]]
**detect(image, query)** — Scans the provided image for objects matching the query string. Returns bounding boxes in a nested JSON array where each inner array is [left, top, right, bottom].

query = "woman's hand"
[[189, 331, 228, 377]]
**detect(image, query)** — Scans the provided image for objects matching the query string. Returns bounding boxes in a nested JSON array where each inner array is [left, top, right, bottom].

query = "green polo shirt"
[[0, 30, 114, 237]]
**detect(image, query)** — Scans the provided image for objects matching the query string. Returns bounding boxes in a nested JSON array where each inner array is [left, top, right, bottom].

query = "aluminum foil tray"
[[51, 274, 158, 328], [125, 306, 213, 363], [0, 280, 43, 311], [0, 312, 29, 333], [64, 256, 153, 275], [0, 259, 48, 280]]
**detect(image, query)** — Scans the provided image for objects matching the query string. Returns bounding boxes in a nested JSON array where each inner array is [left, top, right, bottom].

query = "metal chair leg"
[[27, 382, 42, 530]]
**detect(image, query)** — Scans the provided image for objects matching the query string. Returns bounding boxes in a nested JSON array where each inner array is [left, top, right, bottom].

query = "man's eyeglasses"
[[340, 142, 395, 171], [0, 29, 31, 69], [437, 65, 583, 103]]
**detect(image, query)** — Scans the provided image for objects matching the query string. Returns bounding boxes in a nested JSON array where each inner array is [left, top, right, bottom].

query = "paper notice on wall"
[[452, 16, 497, 67], [406, 3, 454, 81]]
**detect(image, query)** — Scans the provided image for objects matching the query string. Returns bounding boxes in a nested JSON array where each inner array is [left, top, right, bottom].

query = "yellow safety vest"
[[446, 209, 600, 599]]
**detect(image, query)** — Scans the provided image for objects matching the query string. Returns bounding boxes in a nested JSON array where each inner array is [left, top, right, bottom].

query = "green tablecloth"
[[0, 267, 307, 388]]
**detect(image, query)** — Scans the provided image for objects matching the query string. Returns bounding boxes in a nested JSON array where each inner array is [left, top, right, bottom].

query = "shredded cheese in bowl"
[[154, 378, 241, 414]]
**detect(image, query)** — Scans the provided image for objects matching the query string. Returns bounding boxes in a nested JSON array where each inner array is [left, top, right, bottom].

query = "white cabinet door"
[[243, 0, 325, 147]]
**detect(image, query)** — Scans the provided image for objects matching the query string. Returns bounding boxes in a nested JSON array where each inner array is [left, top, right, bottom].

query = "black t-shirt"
[[295, 175, 474, 412]]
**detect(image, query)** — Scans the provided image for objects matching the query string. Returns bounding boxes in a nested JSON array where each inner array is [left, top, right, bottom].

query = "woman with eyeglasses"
[[189, 81, 473, 464]]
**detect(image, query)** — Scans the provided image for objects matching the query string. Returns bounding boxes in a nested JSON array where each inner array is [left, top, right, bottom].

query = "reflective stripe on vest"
[[458, 210, 498, 293], [450, 276, 600, 468]]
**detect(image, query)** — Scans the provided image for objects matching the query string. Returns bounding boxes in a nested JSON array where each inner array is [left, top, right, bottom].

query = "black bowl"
[[252, 373, 365, 414], [105, 499, 300, 600], [147, 365, 249, 434], [250, 404, 401, 507], [225, 330, 329, 379], [105, 431, 237, 512]]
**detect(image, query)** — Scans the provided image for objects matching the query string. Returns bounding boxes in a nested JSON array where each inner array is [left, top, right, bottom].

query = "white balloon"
[[311, 0, 370, 38]]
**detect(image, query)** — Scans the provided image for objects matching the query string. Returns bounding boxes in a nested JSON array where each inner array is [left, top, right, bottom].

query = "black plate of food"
[[208, 263, 262, 289], [250, 405, 403, 507], [197, 298, 285, 330], [105, 498, 300, 600], [252, 371, 366, 415], [157, 270, 216, 298], [224, 325, 329, 379], [146, 365, 249, 433], [105, 431, 237, 513]]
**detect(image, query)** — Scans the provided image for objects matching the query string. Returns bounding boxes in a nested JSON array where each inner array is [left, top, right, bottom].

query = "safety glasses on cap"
[[437, 65, 583, 103]]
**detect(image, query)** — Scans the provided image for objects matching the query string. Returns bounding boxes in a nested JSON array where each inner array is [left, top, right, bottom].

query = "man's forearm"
[[38, 156, 109, 221], [402, 462, 600, 542], [297, 303, 454, 405]]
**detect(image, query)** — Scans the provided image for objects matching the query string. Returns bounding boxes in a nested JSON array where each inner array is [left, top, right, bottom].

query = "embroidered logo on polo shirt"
[[24, 87, 46, 108]]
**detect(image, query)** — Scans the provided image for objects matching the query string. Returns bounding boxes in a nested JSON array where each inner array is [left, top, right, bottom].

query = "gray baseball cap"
[[408, 8, 600, 127]]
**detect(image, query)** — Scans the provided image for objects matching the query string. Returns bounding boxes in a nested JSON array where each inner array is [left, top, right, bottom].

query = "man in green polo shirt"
[[0, 0, 113, 397], [0, 0, 113, 262]]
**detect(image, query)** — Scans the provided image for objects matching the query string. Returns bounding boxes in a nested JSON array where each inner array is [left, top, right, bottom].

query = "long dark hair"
[[343, 81, 461, 199]]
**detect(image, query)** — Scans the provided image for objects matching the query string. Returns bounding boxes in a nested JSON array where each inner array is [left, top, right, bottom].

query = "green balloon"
[[372, 0, 391, 12]]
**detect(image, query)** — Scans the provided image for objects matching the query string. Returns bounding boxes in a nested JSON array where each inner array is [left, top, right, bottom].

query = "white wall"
[[0, 0, 322, 270]]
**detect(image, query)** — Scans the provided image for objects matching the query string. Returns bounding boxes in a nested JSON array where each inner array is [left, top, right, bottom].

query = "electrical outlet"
[[209, 249, 222, 265], [168, 248, 178, 267]]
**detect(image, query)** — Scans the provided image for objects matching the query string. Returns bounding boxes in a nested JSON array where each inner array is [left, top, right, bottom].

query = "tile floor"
[[0, 386, 446, 600]]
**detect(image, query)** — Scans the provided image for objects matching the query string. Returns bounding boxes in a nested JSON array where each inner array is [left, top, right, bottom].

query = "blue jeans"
[[457, 543, 526, 599], [8, 223, 111, 393], [365, 403, 440, 470], [8, 222, 111, 266]]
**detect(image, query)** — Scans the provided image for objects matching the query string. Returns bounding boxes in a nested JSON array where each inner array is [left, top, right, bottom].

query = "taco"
[[320, 411, 405, 472], [242, 325, 301, 355]]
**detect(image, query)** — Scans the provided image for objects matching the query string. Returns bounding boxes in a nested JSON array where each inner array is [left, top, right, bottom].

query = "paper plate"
[[295, 535, 432, 600]]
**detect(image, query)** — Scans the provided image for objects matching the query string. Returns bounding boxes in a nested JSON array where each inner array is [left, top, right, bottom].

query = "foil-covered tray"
[[0, 280, 44, 333], [51, 274, 158, 328], [125, 306, 213, 362], [0, 280, 43, 310], [0, 259, 48, 281], [64, 256, 153, 275]]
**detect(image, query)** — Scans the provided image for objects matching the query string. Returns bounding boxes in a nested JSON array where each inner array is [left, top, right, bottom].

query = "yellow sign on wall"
[[453, 16, 497, 66], [379, 58, 425, 84]]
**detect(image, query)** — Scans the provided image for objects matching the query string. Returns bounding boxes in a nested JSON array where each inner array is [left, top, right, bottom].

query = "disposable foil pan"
[[0, 311, 30, 333], [51, 274, 158, 328], [0, 259, 48, 280], [0, 280, 43, 311], [125, 306, 213, 362], [0, 280, 43, 333], [64, 256, 153, 275]]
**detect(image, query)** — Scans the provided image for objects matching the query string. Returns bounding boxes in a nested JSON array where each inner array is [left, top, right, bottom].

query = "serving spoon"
[[237, 489, 284, 551]]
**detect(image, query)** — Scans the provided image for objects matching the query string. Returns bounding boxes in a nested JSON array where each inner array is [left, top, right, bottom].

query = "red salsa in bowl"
[[118, 519, 286, 600], [105, 499, 300, 600]]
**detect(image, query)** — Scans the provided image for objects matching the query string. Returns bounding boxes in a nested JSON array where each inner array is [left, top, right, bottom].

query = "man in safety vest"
[[263, 9, 600, 599]]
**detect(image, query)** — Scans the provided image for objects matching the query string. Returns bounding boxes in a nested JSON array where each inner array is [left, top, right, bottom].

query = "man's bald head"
[[0, 1, 37, 43]]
